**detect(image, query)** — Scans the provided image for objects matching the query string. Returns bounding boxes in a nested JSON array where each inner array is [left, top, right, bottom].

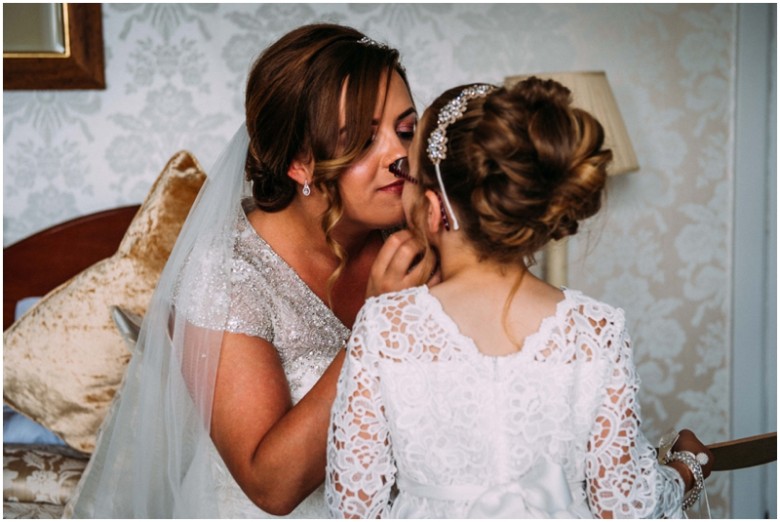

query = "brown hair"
[[244, 24, 410, 297], [413, 77, 612, 267]]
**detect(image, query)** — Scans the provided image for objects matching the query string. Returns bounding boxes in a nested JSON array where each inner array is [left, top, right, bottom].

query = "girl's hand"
[[665, 428, 714, 493], [673, 429, 714, 480], [366, 230, 438, 298]]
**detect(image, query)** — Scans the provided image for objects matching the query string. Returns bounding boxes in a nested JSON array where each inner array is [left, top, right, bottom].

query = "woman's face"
[[336, 70, 417, 231]]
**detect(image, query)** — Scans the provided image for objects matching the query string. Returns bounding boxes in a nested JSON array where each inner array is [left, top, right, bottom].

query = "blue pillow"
[[3, 404, 66, 445]]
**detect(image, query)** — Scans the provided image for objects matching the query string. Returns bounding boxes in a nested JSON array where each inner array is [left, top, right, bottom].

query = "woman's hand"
[[366, 229, 440, 298]]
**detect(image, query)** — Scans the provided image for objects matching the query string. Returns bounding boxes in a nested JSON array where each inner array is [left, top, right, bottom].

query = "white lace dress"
[[326, 286, 685, 518]]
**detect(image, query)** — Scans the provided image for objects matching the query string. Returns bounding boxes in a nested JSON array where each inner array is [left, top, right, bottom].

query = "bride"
[[66, 24, 432, 518]]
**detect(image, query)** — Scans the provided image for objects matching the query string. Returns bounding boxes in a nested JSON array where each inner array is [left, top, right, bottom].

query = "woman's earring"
[[302, 180, 311, 197]]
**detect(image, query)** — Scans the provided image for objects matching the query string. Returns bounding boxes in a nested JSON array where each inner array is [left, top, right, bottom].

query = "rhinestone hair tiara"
[[426, 84, 497, 231], [356, 35, 405, 74], [357, 35, 389, 50]]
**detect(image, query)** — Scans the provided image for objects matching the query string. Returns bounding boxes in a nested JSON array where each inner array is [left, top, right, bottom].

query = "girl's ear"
[[424, 190, 443, 235]]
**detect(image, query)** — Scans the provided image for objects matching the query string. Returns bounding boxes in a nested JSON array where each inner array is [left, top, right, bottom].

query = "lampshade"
[[505, 71, 639, 176]]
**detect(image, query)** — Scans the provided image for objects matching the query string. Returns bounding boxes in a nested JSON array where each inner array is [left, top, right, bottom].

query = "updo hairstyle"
[[414, 77, 612, 267]]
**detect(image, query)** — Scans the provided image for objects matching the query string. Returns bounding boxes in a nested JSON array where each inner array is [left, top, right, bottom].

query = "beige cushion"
[[3, 152, 206, 453]]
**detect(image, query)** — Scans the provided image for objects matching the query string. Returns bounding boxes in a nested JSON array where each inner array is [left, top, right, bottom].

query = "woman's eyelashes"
[[397, 128, 415, 141], [397, 117, 417, 141], [360, 117, 416, 151]]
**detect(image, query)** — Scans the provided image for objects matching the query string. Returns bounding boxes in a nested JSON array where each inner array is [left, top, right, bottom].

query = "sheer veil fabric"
[[67, 126, 251, 517]]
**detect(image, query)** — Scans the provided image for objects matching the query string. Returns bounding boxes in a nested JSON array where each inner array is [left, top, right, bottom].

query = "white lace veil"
[[67, 125, 252, 517]]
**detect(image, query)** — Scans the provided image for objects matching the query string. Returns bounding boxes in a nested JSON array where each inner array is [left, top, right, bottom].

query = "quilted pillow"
[[2, 502, 65, 518], [3, 151, 206, 453], [3, 444, 89, 506]]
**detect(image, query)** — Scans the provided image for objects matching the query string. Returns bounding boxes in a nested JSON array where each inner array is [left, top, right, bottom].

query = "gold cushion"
[[3, 152, 206, 453]]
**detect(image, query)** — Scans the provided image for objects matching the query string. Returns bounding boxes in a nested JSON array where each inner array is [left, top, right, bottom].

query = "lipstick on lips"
[[378, 179, 405, 194]]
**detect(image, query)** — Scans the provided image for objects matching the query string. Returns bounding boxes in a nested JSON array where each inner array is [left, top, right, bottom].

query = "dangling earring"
[[302, 180, 311, 197]]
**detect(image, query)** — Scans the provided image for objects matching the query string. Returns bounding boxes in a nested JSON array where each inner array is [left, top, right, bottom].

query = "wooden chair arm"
[[708, 432, 777, 471]]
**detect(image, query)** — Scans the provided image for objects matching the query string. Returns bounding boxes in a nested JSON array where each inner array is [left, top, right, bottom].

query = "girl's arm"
[[584, 314, 685, 519], [326, 306, 395, 518]]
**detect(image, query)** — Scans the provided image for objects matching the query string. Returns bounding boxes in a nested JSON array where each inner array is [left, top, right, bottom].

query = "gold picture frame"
[[3, 3, 105, 90]]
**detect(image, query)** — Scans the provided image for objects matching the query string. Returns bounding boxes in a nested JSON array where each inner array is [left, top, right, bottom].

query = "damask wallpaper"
[[1, 3, 772, 517]]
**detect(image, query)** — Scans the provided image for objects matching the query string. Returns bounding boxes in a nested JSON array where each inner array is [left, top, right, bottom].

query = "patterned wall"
[[3, 3, 744, 516]]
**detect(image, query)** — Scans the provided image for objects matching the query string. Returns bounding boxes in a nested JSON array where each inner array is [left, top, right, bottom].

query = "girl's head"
[[244, 23, 413, 227], [403, 77, 612, 268]]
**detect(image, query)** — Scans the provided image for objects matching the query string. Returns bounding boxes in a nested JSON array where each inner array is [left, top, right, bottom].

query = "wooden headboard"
[[3, 205, 141, 330]]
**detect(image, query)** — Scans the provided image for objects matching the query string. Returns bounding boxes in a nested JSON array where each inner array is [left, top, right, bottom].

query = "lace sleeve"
[[584, 312, 685, 518], [326, 304, 395, 518]]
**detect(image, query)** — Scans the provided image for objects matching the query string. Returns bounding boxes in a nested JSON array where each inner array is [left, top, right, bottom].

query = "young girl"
[[326, 79, 713, 518]]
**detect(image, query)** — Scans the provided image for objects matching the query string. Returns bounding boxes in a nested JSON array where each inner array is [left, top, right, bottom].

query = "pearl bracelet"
[[665, 450, 704, 510]]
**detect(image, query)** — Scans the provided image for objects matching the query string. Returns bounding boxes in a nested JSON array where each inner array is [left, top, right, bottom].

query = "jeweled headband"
[[426, 84, 497, 231]]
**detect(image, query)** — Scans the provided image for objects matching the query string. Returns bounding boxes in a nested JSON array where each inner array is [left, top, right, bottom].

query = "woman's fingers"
[[366, 230, 428, 297], [370, 230, 412, 275], [404, 243, 439, 288]]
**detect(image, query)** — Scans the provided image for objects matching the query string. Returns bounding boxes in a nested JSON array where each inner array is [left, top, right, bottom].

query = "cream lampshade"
[[504, 71, 639, 285]]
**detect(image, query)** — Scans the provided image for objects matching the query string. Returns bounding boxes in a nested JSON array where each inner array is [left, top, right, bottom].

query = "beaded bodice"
[[174, 202, 348, 517]]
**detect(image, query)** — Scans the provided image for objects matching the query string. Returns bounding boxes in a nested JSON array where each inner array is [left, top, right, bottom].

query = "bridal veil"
[[67, 125, 251, 517]]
